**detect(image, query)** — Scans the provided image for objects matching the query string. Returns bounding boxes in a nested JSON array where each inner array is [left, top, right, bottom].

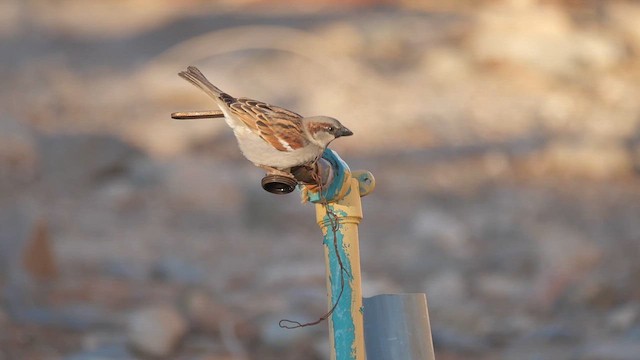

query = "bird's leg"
[[290, 163, 318, 185], [258, 165, 295, 179]]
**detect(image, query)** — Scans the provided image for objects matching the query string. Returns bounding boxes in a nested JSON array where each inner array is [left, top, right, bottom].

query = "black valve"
[[261, 174, 297, 194]]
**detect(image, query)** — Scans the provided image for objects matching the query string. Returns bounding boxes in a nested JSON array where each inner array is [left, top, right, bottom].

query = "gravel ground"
[[2, 1, 640, 359]]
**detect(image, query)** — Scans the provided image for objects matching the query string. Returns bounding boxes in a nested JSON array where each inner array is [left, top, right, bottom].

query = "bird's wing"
[[228, 98, 309, 152]]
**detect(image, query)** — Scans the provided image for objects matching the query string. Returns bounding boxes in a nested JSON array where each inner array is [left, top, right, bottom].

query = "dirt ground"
[[2, 0, 640, 359]]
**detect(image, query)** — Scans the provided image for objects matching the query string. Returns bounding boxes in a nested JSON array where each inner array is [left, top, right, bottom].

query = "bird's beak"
[[336, 127, 353, 137]]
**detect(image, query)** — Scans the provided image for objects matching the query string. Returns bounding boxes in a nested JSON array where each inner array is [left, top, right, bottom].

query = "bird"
[[178, 66, 353, 179]]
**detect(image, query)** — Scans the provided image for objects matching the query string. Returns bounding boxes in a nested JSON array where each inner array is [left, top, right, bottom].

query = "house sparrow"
[[178, 66, 353, 178]]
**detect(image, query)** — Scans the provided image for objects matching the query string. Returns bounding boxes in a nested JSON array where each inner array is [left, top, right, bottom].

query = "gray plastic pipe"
[[363, 293, 435, 360]]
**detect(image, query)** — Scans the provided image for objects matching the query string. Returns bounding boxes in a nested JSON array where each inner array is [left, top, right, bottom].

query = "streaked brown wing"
[[229, 98, 309, 152]]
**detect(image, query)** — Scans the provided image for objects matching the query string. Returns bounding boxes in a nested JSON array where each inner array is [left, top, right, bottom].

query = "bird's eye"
[[327, 126, 334, 132]]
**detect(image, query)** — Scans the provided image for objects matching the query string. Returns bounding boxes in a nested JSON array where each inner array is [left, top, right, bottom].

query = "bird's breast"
[[234, 131, 322, 169]]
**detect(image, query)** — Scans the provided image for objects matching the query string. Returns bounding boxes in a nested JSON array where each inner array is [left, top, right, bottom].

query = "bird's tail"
[[178, 66, 226, 99]]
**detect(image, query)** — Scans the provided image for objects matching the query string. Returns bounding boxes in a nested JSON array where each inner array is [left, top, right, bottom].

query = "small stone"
[[0, 0, 21, 37], [538, 140, 632, 180], [8, 304, 113, 331], [318, 22, 364, 57], [150, 257, 205, 285], [420, 48, 472, 84], [505, 320, 576, 356], [412, 208, 471, 259], [259, 313, 315, 348], [361, 276, 401, 298], [0, 200, 42, 288], [532, 223, 603, 309], [422, 270, 467, 307], [467, 2, 623, 76], [102, 260, 148, 281], [127, 305, 188, 357], [65, 343, 135, 360], [476, 273, 527, 301], [522, 323, 578, 343], [0, 307, 7, 325], [607, 303, 639, 331], [181, 289, 226, 332], [571, 31, 624, 70], [37, 133, 145, 193], [432, 327, 489, 354], [624, 325, 640, 341], [312, 337, 331, 359], [610, 2, 640, 51], [0, 116, 38, 185], [180, 334, 225, 354], [22, 219, 58, 282], [82, 331, 128, 352], [502, 342, 576, 360]]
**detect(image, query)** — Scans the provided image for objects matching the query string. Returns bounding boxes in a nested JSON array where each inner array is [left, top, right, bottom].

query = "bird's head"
[[302, 116, 353, 148]]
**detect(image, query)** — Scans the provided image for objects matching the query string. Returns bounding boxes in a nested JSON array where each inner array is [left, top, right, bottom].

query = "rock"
[[502, 322, 579, 360], [37, 133, 145, 193], [609, 2, 640, 51], [127, 305, 188, 357], [532, 223, 602, 310], [0, 201, 40, 287], [576, 275, 621, 310], [521, 323, 578, 344], [312, 337, 331, 360], [81, 331, 128, 353], [102, 260, 148, 281], [411, 208, 471, 259], [317, 22, 364, 58], [0, 307, 7, 326], [469, 2, 572, 73], [607, 303, 639, 331], [502, 343, 576, 360], [259, 313, 316, 348], [0, 201, 56, 304], [22, 219, 57, 282], [0, 116, 38, 186], [624, 325, 640, 341], [420, 48, 472, 84], [180, 289, 227, 333], [468, 2, 623, 76], [8, 304, 114, 331], [431, 327, 489, 354], [476, 273, 528, 301], [571, 31, 625, 70], [422, 270, 467, 307], [526, 140, 633, 180], [180, 334, 226, 355], [150, 257, 206, 285], [0, 0, 22, 38]]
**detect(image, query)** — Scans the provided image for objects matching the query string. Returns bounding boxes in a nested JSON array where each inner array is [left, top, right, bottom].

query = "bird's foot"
[[259, 166, 294, 179]]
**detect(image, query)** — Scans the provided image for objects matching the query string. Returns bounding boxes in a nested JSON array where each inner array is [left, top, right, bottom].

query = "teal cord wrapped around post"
[[304, 149, 352, 204]]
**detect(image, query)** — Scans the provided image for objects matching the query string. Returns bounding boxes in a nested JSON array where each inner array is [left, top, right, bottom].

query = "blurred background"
[[2, 0, 640, 359]]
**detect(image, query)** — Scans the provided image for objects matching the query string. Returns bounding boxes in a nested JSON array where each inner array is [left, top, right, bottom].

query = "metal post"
[[304, 150, 375, 360]]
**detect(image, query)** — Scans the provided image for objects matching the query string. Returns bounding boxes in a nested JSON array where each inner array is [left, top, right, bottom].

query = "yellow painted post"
[[303, 150, 375, 360], [316, 178, 365, 360]]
